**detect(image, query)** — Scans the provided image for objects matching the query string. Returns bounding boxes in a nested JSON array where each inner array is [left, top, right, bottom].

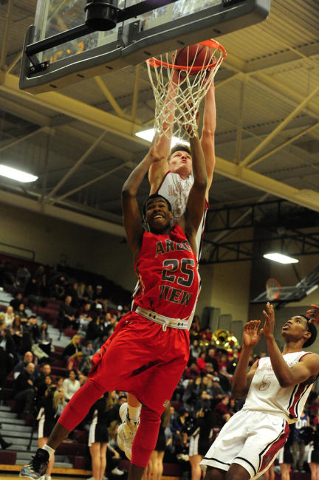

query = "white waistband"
[[135, 306, 188, 330]]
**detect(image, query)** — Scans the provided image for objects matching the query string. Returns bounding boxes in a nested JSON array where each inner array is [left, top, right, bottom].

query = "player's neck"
[[282, 341, 304, 354]]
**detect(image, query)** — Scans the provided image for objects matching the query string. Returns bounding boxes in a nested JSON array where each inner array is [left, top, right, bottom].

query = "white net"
[[266, 279, 281, 301], [146, 40, 226, 141]]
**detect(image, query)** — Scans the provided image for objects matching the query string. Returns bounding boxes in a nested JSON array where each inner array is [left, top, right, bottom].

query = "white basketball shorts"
[[200, 409, 289, 479]]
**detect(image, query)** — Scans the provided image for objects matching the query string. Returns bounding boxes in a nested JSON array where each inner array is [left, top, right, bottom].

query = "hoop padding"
[[146, 40, 226, 141], [266, 278, 281, 301]]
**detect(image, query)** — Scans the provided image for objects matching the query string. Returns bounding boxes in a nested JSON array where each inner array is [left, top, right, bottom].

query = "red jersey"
[[133, 224, 200, 330]]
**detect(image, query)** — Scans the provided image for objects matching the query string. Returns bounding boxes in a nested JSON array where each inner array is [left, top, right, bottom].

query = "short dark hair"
[[302, 315, 317, 348], [169, 144, 191, 159], [142, 194, 172, 217]]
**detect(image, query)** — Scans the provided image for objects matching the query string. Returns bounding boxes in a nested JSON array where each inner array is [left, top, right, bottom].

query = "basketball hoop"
[[146, 39, 226, 141], [266, 278, 281, 301]]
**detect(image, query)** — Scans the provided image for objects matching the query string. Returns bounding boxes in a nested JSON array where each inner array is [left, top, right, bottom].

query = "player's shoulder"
[[300, 352, 319, 363]]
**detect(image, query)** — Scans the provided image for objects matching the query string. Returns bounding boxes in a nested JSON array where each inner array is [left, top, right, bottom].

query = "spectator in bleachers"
[[37, 386, 66, 480], [36, 363, 52, 387], [17, 303, 28, 319], [10, 292, 24, 312], [58, 296, 77, 332], [213, 395, 231, 425], [36, 374, 54, 406], [5, 306, 15, 327], [85, 284, 94, 301], [55, 377, 64, 390], [185, 362, 199, 381], [14, 362, 37, 415], [36, 321, 51, 356], [0, 333, 15, 396], [189, 339, 201, 361], [93, 285, 104, 301], [196, 351, 207, 374], [13, 351, 34, 379], [76, 282, 86, 304], [67, 352, 84, 373], [62, 335, 82, 360], [62, 369, 81, 401], [34, 266, 47, 297], [77, 302, 93, 334], [53, 275, 68, 300], [24, 315, 40, 344], [11, 315, 23, 350], [82, 340, 94, 357], [210, 377, 225, 400], [86, 312, 106, 341], [66, 282, 80, 308], [15, 265, 31, 292], [205, 347, 219, 374], [0, 327, 16, 359]]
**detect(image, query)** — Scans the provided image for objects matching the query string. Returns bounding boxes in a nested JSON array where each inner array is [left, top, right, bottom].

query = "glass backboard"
[[20, 0, 271, 93]]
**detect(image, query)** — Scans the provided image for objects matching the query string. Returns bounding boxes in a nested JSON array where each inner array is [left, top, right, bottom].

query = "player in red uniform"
[[119, 77, 217, 459], [19, 127, 207, 480]]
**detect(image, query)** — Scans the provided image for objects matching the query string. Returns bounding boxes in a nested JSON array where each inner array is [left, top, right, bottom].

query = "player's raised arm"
[[231, 320, 261, 398], [122, 136, 165, 257], [201, 82, 216, 199], [183, 131, 207, 256], [149, 76, 179, 193], [263, 303, 319, 387]]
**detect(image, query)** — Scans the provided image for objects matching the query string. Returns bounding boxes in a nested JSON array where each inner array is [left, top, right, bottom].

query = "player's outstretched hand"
[[306, 305, 319, 325], [149, 132, 167, 163], [263, 302, 275, 338], [243, 320, 262, 348]]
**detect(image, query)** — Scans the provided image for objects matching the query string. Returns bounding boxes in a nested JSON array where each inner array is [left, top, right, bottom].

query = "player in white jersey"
[[200, 302, 319, 480], [149, 81, 216, 258]]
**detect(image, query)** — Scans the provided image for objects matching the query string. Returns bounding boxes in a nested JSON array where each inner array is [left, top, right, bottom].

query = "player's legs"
[[118, 393, 142, 459], [131, 405, 161, 468], [280, 463, 291, 480], [201, 410, 288, 480]]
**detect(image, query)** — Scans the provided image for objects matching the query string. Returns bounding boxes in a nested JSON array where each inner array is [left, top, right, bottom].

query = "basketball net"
[[266, 278, 281, 301], [146, 39, 226, 141]]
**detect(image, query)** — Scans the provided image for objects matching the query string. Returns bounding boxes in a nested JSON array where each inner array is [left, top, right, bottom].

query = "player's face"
[[282, 316, 310, 342], [145, 197, 172, 233], [169, 150, 192, 178]]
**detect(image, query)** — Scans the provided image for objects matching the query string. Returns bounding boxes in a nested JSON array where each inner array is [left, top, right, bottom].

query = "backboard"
[[20, 0, 271, 93], [251, 266, 319, 308]]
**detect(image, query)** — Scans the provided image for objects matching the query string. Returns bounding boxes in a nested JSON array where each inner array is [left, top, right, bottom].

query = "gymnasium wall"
[[0, 203, 137, 292]]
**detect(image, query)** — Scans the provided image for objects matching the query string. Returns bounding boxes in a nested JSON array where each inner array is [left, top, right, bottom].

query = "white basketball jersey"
[[243, 352, 314, 423], [157, 171, 208, 260]]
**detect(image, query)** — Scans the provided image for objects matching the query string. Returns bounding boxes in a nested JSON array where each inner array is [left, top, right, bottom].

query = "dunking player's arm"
[[148, 82, 216, 200], [122, 132, 207, 259], [231, 303, 319, 399]]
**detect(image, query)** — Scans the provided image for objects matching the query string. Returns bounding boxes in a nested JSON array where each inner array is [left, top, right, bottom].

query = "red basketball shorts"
[[89, 312, 190, 414]]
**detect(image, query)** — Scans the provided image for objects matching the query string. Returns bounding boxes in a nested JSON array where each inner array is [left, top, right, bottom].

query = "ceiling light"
[[136, 128, 189, 148], [263, 253, 299, 264], [0, 165, 38, 183]]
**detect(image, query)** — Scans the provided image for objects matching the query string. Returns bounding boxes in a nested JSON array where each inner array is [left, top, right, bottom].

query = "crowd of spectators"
[[1, 257, 319, 478]]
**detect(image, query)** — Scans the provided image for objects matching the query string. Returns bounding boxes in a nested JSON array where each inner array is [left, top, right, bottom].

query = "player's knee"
[[205, 467, 226, 480], [225, 464, 250, 480]]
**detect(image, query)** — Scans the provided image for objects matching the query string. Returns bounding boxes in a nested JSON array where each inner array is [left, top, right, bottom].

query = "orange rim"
[[266, 278, 281, 300], [147, 39, 227, 71]]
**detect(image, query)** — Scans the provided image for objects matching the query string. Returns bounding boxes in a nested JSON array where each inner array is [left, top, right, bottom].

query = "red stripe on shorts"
[[260, 422, 289, 472]]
